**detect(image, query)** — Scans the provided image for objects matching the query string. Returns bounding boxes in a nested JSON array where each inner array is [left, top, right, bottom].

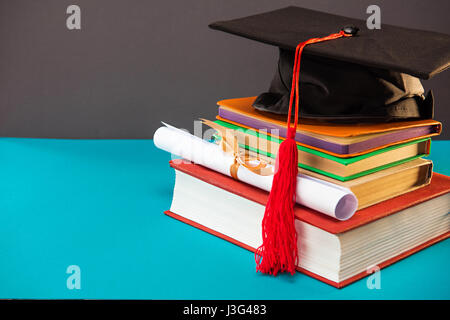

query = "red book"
[[166, 159, 450, 288]]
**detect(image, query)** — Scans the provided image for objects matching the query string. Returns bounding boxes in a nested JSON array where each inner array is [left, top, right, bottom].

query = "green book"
[[212, 120, 431, 181]]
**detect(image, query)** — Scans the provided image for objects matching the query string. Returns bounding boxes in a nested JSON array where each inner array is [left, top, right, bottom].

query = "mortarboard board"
[[210, 6, 450, 122]]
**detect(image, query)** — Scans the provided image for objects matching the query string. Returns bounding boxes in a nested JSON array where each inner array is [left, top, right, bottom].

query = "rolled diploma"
[[154, 124, 358, 221]]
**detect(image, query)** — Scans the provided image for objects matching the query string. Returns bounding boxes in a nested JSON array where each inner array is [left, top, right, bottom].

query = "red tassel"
[[255, 127, 299, 275], [255, 30, 353, 276]]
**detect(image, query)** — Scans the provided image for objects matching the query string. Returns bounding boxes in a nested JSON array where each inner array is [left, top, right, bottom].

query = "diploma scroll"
[[154, 123, 358, 220]]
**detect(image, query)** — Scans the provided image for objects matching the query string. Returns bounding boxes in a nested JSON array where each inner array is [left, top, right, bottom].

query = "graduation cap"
[[209, 7, 450, 276], [210, 6, 450, 122]]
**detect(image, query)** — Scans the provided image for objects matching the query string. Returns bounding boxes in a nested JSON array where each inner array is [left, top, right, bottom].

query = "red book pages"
[[166, 160, 450, 287], [165, 210, 449, 288]]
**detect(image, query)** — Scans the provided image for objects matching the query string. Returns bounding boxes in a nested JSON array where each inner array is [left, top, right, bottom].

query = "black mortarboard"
[[210, 6, 450, 122]]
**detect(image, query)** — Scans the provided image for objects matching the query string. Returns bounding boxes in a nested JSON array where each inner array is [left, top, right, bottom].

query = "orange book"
[[217, 97, 442, 157]]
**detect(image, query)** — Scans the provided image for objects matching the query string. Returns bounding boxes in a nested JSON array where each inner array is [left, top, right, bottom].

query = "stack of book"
[[158, 7, 450, 288], [165, 96, 449, 288], [211, 97, 441, 210]]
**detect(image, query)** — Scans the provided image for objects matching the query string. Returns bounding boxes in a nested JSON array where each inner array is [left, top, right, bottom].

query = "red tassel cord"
[[255, 30, 353, 276]]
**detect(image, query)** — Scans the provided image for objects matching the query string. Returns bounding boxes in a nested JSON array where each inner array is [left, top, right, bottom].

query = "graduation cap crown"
[[210, 6, 450, 122]]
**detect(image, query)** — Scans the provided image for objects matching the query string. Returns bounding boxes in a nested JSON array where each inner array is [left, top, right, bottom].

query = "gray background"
[[1, 0, 449, 139]]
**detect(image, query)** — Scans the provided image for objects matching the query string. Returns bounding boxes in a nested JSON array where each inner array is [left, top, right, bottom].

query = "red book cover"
[[166, 159, 450, 288]]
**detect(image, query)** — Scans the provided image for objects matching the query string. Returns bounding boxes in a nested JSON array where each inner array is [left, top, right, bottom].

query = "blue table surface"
[[0, 138, 449, 300]]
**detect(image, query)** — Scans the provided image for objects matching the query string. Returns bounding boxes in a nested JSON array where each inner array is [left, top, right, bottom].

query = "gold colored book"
[[299, 158, 433, 210]]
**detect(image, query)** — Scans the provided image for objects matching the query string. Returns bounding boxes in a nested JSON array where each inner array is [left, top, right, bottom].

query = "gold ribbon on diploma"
[[201, 119, 273, 179]]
